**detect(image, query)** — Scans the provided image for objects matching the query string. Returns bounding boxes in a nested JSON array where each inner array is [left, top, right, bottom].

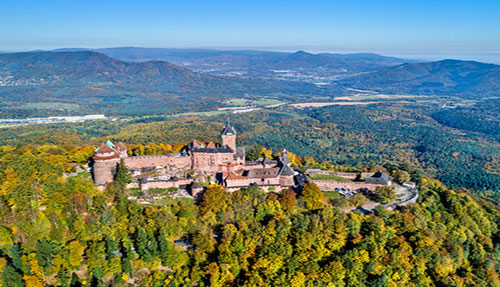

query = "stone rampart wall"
[[312, 180, 382, 191], [140, 179, 193, 191], [124, 155, 191, 169]]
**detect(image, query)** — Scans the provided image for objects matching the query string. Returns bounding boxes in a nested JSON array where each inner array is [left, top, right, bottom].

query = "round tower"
[[93, 143, 119, 186]]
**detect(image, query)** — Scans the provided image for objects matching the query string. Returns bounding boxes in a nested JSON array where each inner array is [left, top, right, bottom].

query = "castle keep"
[[92, 124, 298, 195]]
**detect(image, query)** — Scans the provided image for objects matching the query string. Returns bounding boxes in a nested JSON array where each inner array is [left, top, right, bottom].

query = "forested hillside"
[[1, 101, 499, 203], [339, 60, 500, 98], [430, 99, 500, 141], [0, 145, 498, 286]]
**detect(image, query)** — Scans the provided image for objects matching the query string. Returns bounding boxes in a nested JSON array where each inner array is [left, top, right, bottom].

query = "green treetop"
[[115, 159, 132, 184]]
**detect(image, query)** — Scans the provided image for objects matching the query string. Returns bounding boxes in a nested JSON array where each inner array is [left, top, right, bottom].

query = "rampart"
[[140, 179, 193, 191], [124, 155, 191, 169], [311, 180, 381, 191]]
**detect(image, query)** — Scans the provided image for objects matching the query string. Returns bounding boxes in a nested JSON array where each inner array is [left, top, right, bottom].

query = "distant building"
[[364, 171, 392, 185]]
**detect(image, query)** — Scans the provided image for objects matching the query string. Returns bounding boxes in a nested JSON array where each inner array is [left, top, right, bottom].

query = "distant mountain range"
[[0, 51, 333, 117], [339, 59, 500, 98], [54, 47, 410, 83], [1, 48, 500, 118]]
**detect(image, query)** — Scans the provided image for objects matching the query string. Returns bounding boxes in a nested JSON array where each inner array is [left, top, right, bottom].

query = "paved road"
[[343, 183, 418, 213]]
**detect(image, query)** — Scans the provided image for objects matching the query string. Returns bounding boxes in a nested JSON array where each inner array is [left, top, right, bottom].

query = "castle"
[[92, 123, 298, 196]]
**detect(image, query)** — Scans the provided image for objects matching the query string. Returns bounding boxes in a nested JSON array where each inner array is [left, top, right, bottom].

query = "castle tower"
[[115, 142, 128, 158], [221, 124, 237, 151], [93, 142, 120, 186], [279, 149, 295, 186]]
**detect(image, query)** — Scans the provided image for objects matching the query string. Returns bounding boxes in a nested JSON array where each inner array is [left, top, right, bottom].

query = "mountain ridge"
[[41, 47, 410, 83], [339, 59, 500, 97], [0, 51, 332, 117]]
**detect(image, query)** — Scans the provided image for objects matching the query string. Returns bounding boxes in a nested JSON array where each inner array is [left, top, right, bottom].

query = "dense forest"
[[0, 144, 498, 286], [430, 99, 500, 142]]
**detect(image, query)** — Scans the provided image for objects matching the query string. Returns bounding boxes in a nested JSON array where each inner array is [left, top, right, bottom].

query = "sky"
[[1, 0, 500, 62]]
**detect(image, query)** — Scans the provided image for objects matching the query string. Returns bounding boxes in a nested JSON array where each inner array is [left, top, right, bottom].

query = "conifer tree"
[[136, 228, 150, 261], [115, 159, 132, 184], [158, 230, 170, 262], [2, 265, 23, 287]]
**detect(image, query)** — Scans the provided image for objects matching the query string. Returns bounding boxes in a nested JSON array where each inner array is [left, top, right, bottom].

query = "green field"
[[254, 98, 283, 106], [226, 98, 248, 106], [323, 191, 342, 199], [307, 173, 352, 181]]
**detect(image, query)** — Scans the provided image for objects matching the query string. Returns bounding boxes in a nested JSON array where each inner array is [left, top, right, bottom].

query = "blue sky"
[[1, 0, 500, 62]]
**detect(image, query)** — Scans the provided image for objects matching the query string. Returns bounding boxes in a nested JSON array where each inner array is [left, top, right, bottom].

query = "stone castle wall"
[[124, 155, 191, 169], [225, 175, 294, 190], [140, 179, 193, 191], [311, 180, 382, 192], [192, 152, 234, 172], [226, 177, 281, 187], [225, 184, 290, 193], [280, 175, 295, 186]]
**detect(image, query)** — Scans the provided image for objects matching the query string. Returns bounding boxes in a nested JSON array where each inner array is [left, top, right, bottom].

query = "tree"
[[201, 184, 228, 214], [136, 228, 150, 261], [36, 239, 57, 270], [246, 144, 263, 160], [302, 182, 323, 210], [68, 241, 85, 268], [115, 159, 132, 184], [373, 186, 397, 203], [281, 189, 297, 211], [2, 265, 23, 287], [105, 181, 128, 203], [392, 170, 411, 184]]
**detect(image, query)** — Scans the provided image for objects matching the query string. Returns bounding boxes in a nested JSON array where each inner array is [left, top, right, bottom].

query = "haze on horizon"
[[2, 0, 500, 63]]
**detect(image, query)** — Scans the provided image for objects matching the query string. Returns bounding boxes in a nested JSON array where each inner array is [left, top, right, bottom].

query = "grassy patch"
[[76, 171, 91, 178], [323, 191, 342, 199], [254, 98, 283, 106], [308, 174, 352, 181], [226, 98, 248, 106]]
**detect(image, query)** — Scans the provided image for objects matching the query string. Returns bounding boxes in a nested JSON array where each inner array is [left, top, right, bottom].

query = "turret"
[[115, 142, 128, 158]]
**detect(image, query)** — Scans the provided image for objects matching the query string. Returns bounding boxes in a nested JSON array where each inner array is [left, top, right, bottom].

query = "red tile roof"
[[226, 172, 247, 180], [115, 142, 127, 151], [96, 143, 115, 153]]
